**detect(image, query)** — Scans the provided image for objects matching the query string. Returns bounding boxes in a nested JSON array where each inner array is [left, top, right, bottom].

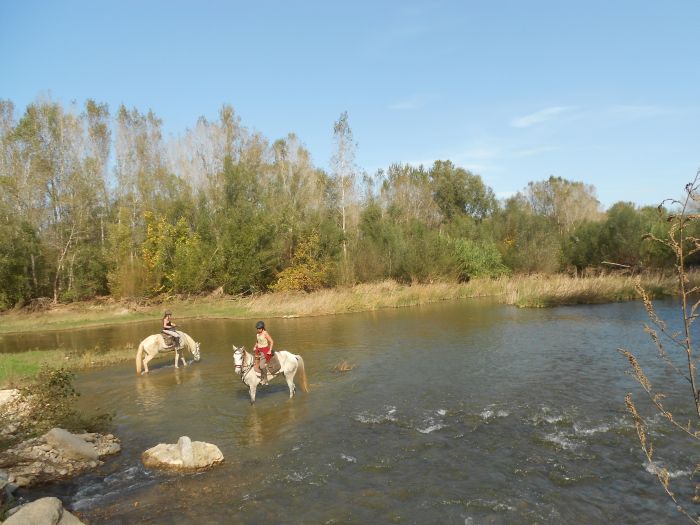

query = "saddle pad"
[[267, 354, 281, 375], [162, 333, 177, 348]]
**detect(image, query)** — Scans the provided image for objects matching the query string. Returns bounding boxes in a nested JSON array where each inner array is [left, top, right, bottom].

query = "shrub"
[[6, 366, 112, 440], [451, 238, 510, 281]]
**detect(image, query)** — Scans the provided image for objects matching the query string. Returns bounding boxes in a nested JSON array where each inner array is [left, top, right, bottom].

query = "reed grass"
[[0, 272, 693, 337]]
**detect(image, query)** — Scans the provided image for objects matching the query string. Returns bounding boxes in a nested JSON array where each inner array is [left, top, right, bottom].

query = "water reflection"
[[240, 400, 309, 447]]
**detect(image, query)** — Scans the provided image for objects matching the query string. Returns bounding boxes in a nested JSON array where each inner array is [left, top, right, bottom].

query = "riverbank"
[[0, 272, 691, 386], [0, 273, 688, 335]]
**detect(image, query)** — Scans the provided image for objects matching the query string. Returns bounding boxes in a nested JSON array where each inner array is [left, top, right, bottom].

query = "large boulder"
[[0, 429, 121, 488], [142, 436, 223, 471], [2, 496, 84, 524], [43, 428, 99, 461]]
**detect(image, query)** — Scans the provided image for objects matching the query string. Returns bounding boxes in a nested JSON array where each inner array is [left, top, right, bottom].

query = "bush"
[[451, 238, 510, 281], [10, 367, 112, 439]]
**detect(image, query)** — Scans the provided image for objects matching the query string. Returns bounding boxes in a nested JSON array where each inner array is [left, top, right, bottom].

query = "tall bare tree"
[[331, 111, 358, 281]]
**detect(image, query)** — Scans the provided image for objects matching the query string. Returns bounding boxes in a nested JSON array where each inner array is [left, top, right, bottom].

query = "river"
[[2, 298, 697, 524]]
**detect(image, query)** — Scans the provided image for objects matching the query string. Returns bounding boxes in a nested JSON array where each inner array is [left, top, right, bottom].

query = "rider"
[[162, 310, 181, 348], [253, 320, 274, 384]]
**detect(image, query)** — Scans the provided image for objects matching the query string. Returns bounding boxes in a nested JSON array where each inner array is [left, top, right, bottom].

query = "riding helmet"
[[164, 310, 172, 317], [256, 320, 265, 329]]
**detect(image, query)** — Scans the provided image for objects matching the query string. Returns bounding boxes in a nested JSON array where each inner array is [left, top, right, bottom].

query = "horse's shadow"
[[238, 396, 309, 447]]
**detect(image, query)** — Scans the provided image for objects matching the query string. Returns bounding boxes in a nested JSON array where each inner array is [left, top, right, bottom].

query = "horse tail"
[[296, 355, 310, 393], [136, 341, 144, 375]]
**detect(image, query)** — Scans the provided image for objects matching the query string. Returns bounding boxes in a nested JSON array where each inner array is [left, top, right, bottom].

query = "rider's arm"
[[266, 332, 274, 350]]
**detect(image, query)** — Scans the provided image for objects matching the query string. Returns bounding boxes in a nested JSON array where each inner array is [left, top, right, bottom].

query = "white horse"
[[232, 345, 309, 403], [136, 331, 201, 375]]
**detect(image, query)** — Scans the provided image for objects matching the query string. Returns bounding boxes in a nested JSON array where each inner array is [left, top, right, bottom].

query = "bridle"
[[234, 348, 255, 385]]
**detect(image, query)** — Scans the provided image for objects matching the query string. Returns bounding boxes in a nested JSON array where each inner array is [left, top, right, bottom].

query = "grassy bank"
[[0, 272, 692, 386], [0, 272, 690, 336], [0, 347, 138, 387]]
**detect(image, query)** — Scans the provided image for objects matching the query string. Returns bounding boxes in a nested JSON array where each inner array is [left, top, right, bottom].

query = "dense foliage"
[[0, 97, 690, 309]]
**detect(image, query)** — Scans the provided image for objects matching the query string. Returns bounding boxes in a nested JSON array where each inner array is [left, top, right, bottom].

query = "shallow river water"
[[3, 298, 698, 524]]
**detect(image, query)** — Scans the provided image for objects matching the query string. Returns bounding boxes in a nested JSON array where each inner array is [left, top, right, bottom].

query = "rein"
[[235, 350, 255, 385]]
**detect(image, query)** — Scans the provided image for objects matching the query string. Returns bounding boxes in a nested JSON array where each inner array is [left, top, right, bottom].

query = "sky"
[[2, 0, 699, 208]]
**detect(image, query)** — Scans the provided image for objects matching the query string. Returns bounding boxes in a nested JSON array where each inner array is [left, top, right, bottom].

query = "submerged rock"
[[142, 436, 223, 471], [2, 496, 84, 524]]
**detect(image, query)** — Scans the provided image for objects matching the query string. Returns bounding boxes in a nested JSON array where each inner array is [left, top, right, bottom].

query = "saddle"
[[267, 353, 281, 375], [257, 352, 281, 381], [161, 332, 181, 350]]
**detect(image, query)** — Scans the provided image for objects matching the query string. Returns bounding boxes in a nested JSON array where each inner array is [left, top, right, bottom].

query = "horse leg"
[[174, 349, 179, 369], [249, 384, 257, 404], [285, 371, 296, 399], [142, 353, 155, 374]]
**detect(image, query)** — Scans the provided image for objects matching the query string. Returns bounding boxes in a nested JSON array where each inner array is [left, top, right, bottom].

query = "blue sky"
[[2, 0, 699, 208]]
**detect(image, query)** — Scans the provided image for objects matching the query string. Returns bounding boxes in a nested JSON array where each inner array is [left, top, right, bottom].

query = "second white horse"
[[136, 331, 201, 375], [232, 345, 309, 403]]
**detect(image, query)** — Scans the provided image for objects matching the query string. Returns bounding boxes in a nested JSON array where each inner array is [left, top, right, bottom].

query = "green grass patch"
[[0, 350, 63, 386], [0, 347, 140, 387]]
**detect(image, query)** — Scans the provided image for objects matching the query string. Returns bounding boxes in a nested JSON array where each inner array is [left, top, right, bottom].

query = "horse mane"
[[180, 331, 195, 350]]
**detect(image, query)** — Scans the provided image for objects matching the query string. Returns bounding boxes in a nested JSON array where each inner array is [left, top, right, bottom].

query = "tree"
[[494, 195, 562, 273], [525, 176, 602, 235], [380, 164, 441, 227], [272, 229, 331, 292], [110, 105, 175, 296], [429, 160, 497, 223], [597, 202, 646, 268], [331, 111, 358, 282]]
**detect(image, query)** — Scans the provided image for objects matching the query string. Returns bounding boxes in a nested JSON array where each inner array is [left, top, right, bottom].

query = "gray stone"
[[42, 428, 98, 461], [142, 437, 223, 471], [3, 496, 62, 525], [178, 436, 194, 468]]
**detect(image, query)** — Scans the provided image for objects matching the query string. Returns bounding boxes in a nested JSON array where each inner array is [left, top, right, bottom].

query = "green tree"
[[429, 160, 497, 222], [494, 195, 561, 273], [272, 230, 331, 292]]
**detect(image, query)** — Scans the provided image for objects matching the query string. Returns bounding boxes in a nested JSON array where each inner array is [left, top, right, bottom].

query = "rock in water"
[[43, 428, 99, 461], [142, 436, 224, 471], [2, 496, 85, 524]]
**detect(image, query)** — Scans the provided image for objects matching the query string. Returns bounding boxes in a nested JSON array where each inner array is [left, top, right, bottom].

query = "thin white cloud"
[[510, 106, 576, 128]]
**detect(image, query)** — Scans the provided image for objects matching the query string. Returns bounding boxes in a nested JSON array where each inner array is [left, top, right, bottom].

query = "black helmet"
[[164, 310, 172, 317], [255, 320, 265, 329]]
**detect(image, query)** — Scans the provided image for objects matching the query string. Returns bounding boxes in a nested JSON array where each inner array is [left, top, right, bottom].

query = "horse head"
[[232, 345, 247, 375]]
